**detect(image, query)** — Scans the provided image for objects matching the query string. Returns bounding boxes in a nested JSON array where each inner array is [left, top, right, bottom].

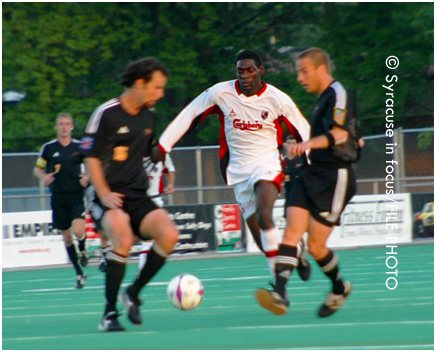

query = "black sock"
[[78, 235, 87, 252], [316, 250, 344, 294], [105, 251, 128, 314], [274, 244, 298, 297], [128, 244, 168, 298], [66, 244, 83, 276]]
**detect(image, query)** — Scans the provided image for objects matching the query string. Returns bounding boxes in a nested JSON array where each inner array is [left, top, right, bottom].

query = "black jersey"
[[309, 81, 361, 165], [80, 98, 156, 194], [35, 139, 84, 194]]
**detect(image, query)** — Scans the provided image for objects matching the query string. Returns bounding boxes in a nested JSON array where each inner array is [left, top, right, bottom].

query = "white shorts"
[[233, 167, 284, 220]]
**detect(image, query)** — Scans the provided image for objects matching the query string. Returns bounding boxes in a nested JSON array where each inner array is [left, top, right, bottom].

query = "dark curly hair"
[[120, 57, 169, 87], [235, 50, 262, 68]]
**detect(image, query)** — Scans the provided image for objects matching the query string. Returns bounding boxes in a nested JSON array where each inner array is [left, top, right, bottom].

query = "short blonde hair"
[[56, 112, 73, 123], [298, 48, 333, 74]]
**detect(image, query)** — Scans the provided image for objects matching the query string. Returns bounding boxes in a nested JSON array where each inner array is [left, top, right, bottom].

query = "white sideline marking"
[[290, 344, 434, 350], [2, 331, 155, 341], [18, 276, 434, 293], [228, 320, 434, 330]]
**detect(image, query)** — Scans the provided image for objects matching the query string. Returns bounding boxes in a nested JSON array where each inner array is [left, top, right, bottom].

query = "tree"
[[2, 3, 433, 151]]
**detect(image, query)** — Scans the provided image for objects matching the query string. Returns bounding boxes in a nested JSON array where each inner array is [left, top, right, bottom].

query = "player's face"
[[141, 70, 168, 108], [236, 59, 264, 96], [297, 58, 322, 94], [55, 117, 73, 138]]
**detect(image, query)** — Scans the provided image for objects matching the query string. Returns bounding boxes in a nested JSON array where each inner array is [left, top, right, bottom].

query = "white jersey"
[[159, 80, 310, 185], [143, 154, 175, 197]]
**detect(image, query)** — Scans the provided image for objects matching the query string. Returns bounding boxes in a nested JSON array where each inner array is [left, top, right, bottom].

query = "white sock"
[[260, 227, 281, 276], [138, 241, 154, 270]]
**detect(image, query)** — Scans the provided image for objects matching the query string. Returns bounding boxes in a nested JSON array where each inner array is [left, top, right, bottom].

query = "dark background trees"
[[2, 2, 433, 152]]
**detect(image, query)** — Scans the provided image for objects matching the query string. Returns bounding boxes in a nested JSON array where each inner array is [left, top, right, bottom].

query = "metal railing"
[[2, 127, 433, 212]]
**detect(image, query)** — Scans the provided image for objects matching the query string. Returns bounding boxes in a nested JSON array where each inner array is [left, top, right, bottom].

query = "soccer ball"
[[167, 274, 204, 310]]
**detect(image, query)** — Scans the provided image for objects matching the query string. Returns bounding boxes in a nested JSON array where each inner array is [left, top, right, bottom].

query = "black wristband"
[[325, 132, 335, 148]]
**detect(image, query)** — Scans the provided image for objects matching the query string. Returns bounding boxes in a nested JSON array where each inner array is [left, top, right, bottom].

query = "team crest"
[[334, 108, 347, 125], [261, 111, 269, 120]]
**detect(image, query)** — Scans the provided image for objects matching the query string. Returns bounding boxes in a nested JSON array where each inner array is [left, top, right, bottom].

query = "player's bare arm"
[[288, 126, 349, 156], [33, 166, 56, 186]]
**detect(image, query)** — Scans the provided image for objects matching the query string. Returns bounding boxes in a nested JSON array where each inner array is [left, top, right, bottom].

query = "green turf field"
[[2, 244, 434, 350]]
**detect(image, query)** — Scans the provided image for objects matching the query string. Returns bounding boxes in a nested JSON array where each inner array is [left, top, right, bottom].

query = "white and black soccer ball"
[[167, 274, 204, 310]]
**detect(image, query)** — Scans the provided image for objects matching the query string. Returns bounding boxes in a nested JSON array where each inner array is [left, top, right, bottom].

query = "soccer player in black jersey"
[[256, 48, 361, 318], [81, 57, 179, 332], [34, 113, 89, 288]]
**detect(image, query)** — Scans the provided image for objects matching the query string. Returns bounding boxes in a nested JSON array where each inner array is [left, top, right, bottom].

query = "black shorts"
[[51, 192, 85, 231], [96, 191, 159, 240], [287, 164, 356, 227]]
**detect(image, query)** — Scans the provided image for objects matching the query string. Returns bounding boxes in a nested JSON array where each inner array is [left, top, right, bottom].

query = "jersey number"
[[113, 146, 129, 162]]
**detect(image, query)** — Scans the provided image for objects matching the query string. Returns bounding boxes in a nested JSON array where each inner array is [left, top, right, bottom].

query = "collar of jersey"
[[234, 80, 268, 97]]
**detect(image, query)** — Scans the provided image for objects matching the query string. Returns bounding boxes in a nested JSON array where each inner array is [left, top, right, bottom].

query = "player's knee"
[[256, 207, 274, 229], [63, 236, 73, 247], [307, 239, 326, 259], [165, 225, 179, 248]]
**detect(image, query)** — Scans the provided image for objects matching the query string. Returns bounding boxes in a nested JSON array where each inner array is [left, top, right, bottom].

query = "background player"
[[138, 153, 176, 269], [33, 113, 89, 288], [81, 57, 179, 332], [256, 47, 361, 317], [283, 135, 310, 281], [153, 50, 311, 279]]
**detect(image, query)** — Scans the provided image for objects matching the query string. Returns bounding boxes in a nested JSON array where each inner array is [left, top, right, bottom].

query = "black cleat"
[[318, 281, 353, 318], [255, 283, 290, 316], [119, 288, 142, 325], [296, 238, 311, 281], [76, 273, 87, 289], [98, 311, 125, 332], [98, 258, 107, 272]]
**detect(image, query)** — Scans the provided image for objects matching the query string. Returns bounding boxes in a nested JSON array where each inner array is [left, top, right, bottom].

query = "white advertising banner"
[[328, 193, 413, 248], [2, 211, 69, 269], [246, 194, 413, 253]]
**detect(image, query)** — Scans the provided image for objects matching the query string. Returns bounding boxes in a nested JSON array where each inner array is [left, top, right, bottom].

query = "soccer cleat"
[[296, 239, 311, 281], [318, 281, 353, 318], [98, 311, 125, 332], [119, 288, 142, 325], [76, 273, 87, 289], [98, 259, 107, 272], [99, 249, 108, 272], [255, 283, 290, 316], [79, 250, 89, 267]]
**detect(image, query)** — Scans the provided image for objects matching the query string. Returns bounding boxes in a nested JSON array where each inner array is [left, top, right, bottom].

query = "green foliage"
[[2, 3, 433, 151]]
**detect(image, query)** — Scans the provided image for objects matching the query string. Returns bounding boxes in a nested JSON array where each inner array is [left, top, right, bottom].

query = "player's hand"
[[166, 184, 174, 194], [43, 173, 56, 186], [100, 192, 125, 209], [288, 141, 309, 157], [79, 174, 89, 188]]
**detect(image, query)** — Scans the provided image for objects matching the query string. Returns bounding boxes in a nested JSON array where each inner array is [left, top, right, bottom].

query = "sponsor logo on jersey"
[[261, 111, 269, 120], [144, 128, 153, 135], [233, 119, 263, 131], [80, 136, 94, 150], [52, 152, 60, 157], [334, 108, 347, 125], [117, 126, 130, 134], [229, 109, 237, 117]]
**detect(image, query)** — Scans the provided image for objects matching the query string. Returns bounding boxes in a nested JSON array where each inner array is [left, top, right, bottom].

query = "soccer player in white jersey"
[[153, 50, 311, 280], [138, 153, 176, 269], [143, 153, 175, 208]]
